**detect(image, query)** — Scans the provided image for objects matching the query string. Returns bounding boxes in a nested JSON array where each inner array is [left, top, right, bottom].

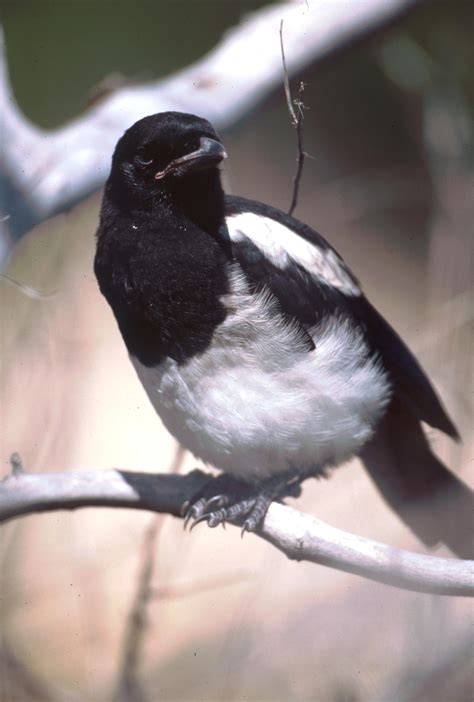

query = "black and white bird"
[[94, 111, 472, 556]]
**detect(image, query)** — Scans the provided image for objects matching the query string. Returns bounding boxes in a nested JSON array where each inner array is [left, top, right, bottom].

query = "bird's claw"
[[202, 494, 229, 512], [189, 507, 228, 531], [188, 513, 211, 531], [241, 519, 252, 538], [185, 499, 257, 532], [181, 472, 302, 533], [183, 494, 229, 530], [180, 500, 190, 517]]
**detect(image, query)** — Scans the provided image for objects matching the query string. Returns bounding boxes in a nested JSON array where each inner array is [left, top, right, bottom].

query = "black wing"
[[223, 195, 459, 439]]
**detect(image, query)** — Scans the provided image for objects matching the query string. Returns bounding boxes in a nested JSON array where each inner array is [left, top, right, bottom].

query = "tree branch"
[[0, 0, 421, 239], [1, 469, 472, 598]]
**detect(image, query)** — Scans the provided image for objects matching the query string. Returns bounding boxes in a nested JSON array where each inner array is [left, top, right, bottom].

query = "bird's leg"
[[182, 470, 302, 533], [240, 471, 302, 533]]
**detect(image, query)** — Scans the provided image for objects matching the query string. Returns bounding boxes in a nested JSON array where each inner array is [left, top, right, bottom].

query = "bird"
[[94, 111, 473, 556]]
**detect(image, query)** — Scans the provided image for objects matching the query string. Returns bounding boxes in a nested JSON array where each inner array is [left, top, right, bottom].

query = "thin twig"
[[0, 273, 58, 300], [0, 469, 472, 597], [280, 19, 307, 215], [113, 519, 159, 702]]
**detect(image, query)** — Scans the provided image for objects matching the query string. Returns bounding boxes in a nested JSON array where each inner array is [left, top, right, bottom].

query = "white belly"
[[130, 273, 390, 482]]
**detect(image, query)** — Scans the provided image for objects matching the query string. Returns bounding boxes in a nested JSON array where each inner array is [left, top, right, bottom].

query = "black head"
[[108, 111, 227, 214]]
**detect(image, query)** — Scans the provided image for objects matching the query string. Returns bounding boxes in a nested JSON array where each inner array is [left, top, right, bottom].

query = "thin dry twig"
[[113, 519, 159, 702], [0, 468, 472, 597], [280, 19, 307, 215], [0, 273, 58, 300]]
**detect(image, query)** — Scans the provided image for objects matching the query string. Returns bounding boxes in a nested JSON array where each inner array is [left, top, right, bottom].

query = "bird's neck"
[[105, 170, 225, 237], [167, 171, 225, 236]]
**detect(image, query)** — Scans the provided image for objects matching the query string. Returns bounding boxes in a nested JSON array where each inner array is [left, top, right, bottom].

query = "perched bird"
[[95, 111, 472, 556]]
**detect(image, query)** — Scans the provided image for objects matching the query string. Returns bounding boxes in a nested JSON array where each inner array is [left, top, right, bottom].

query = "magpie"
[[94, 111, 473, 556]]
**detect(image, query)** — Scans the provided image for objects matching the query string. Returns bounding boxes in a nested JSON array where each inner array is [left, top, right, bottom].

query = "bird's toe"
[[182, 471, 302, 532]]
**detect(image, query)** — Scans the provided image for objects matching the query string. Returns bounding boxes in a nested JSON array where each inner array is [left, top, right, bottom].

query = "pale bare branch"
[[0, 469, 472, 597], [0, 0, 421, 231]]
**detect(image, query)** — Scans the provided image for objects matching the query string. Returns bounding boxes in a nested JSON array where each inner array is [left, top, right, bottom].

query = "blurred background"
[[0, 1, 473, 700]]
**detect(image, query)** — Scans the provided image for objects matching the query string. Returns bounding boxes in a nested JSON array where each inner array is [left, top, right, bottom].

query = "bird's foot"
[[181, 472, 301, 534]]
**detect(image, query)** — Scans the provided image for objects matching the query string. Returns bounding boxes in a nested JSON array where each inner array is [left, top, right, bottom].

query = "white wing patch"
[[226, 211, 360, 296]]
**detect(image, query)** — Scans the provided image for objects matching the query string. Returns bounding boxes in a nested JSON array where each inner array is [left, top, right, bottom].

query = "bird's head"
[[108, 111, 227, 212]]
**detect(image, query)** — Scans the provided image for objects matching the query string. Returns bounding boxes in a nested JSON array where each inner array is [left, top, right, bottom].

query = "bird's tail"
[[359, 399, 473, 559]]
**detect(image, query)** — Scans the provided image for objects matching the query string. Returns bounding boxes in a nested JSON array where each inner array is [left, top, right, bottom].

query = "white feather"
[[225, 211, 361, 296], [130, 268, 390, 482]]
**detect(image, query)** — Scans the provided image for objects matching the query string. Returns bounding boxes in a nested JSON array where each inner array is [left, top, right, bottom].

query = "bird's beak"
[[155, 137, 227, 180]]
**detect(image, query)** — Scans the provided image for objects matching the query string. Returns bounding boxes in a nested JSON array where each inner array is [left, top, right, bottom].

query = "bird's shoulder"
[[224, 194, 360, 295], [222, 195, 361, 330]]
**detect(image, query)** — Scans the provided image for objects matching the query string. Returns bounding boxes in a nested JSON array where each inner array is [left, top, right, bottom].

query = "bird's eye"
[[137, 152, 154, 166]]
